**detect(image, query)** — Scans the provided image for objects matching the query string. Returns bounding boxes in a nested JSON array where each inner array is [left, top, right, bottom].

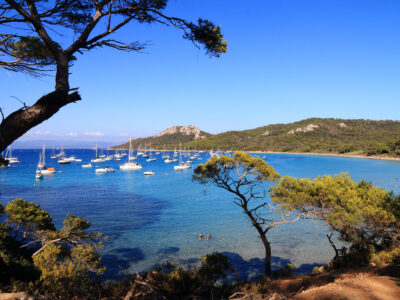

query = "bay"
[[1, 149, 399, 280]]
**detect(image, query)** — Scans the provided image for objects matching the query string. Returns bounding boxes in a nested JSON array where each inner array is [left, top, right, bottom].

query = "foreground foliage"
[[270, 173, 400, 266], [193, 152, 305, 277], [0, 198, 105, 297], [1, 170, 400, 298]]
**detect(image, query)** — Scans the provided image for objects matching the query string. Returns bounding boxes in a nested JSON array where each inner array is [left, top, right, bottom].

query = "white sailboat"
[[37, 146, 56, 174], [99, 148, 106, 158], [137, 144, 144, 156], [5, 147, 19, 163], [50, 147, 57, 159], [120, 140, 142, 170], [146, 147, 156, 162], [174, 143, 191, 171], [114, 148, 122, 161], [164, 156, 174, 163], [55, 145, 66, 158], [38, 145, 46, 168], [91, 144, 106, 163], [57, 156, 71, 164], [142, 143, 149, 158], [37, 154, 56, 176]]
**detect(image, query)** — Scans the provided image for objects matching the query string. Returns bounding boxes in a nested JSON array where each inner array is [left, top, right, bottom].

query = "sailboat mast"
[[42, 144, 45, 165], [128, 139, 132, 163]]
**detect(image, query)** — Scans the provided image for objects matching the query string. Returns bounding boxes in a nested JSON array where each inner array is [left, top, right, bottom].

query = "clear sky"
[[1, 0, 400, 144]]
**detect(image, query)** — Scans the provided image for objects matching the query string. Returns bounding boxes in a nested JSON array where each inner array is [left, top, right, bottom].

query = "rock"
[[154, 125, 205, 140], [268, 293, 286, 300], [262, 130, 270, 136], [338, 122, 347, 128], [288, 124, 319, 134]]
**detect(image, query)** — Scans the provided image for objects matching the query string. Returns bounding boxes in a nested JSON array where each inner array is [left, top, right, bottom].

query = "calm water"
[[1, 149, 400, 280]]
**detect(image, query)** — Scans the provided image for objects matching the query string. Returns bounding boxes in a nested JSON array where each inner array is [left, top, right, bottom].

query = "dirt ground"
[[287, 265, 400, 300]]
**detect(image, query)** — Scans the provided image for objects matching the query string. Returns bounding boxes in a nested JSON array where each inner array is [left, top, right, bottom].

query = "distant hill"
[[112, 118, 400, 157], [112, 125, 211, 150]]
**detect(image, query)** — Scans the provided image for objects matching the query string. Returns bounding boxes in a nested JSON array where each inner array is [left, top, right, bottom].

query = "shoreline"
[[108, 148, 400, 162], [250, 151, 400, 162]]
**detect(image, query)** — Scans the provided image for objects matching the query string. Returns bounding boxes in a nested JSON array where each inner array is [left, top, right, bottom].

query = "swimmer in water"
[[199, 233, 203, 239], [206, 233, 211, 240]]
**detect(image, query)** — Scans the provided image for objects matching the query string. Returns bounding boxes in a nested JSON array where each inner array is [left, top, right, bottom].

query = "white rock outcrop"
[[288, 124, 319, 134], [339, 122, 347, 128], [262, 130, 270, 136], [155, 125, 205, 140]]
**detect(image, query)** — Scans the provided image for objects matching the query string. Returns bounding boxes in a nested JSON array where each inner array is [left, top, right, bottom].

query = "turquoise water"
[[1, 150, 400, 280]]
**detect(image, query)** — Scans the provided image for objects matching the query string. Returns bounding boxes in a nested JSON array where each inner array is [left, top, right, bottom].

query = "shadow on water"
[[157, 247, 180, 255], [140, 251, 323, 283], [102, 247, 145, 279], [221, 252, 323, 281]]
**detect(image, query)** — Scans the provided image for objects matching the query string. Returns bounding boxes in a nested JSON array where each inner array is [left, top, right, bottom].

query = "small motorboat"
[[82, 163, 92, 168], [143, 170, 155, 176]]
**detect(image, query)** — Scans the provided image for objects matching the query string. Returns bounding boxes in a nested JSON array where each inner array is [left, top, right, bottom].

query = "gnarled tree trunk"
[[0, 53, 80, 154], [0, 90, 81, 153], [243, 204, 272, 278]]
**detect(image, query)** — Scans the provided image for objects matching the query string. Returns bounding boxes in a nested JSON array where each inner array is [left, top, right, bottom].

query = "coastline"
[[108, 147, 400, 162], [252, 151, 400, 162]]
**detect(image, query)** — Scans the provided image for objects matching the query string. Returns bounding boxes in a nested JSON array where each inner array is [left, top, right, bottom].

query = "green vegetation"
[[115, 118, 400, 158], [0, 199, 106, 297], [0, 1, 227, 153], [0, 198, 235, 298], [116, 129, 211, 150], [189, 118, 400, 156], [194, 153, 400, 276], [1, 157, 400, 297], [194, 152, 303, 277], [270, 173, 400, 267]]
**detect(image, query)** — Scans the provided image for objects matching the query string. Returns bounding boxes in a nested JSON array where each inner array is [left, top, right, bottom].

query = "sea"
[[1, 149, 399, 280]]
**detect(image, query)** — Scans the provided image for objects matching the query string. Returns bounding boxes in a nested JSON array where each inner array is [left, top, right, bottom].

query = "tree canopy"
[[270, 173, 400, 264], [0, 198, 106, 295], [0, 0, 227, 153], [194, 152, 306, 277]]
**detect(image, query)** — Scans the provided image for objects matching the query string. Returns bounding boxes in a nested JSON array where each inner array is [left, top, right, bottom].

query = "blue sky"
[[1, 0, 399, 144]]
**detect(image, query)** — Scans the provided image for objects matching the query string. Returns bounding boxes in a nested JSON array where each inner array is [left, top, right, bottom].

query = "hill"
[[112, 125, 211, 150], [112, 118, 400, 157]]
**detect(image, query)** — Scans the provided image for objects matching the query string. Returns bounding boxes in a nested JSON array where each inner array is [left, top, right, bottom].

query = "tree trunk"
[[0, 53, 80, 154], [260, 235, 272, 277], [0, 90, 80, 153], [242, 205, 272, 278]]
